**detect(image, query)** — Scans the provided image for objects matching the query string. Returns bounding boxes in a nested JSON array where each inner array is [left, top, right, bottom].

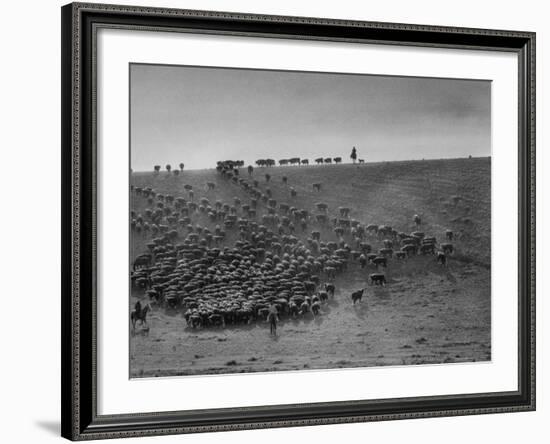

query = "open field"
[[129, 157, 491, 377]]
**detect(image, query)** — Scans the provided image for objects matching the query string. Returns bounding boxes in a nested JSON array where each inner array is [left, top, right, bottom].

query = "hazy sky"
[[130, 64, 490, 171]]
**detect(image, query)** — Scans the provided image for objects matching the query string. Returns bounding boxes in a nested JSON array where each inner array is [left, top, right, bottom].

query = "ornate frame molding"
[[61, 2, 535, 440]]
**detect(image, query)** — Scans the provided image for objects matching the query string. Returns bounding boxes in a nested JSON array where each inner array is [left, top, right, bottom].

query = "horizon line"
[[130, 155, 491, 173]]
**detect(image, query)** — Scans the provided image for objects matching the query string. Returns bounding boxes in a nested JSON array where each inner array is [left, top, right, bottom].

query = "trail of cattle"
[[129, 157, 491, 378]]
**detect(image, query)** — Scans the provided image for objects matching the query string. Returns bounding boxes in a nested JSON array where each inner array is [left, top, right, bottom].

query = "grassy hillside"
[[129, 157, 491, 377], [131, 157, 490, 265]]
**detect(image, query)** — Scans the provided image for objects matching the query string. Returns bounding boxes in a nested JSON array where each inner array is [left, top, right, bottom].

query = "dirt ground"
[[130, 259, 490, 377]]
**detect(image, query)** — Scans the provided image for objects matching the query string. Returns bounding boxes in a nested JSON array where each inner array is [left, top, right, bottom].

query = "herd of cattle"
[[252, 156, 365, 167], [130, 160, 455, 329]]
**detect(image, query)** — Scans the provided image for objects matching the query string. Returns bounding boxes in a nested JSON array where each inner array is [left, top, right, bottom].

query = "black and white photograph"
[[129, 64, 491, 378], [0, 0, 543, 442]]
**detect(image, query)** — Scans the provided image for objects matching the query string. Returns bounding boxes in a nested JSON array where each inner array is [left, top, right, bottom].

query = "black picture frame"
[[61, 2, 536, 440]]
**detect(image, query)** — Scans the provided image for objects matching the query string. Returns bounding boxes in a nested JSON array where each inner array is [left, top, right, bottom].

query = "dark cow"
[[351, 288, 365, 304], [359, 242, 372, 253], [311, 301, 321, 316], [133, 254, 152, 270], [369, 273, 386, 286], [420, 243, 435, 255], [325, 283, 335, 297], [366, 224, 379, 234], [395, 251, 407, 260], [372, 256, 387, 268], [401, 244, 417, 256], [208, 313, 225, 327], [366, 253, 378, 263], [315, 202, 328, 212]]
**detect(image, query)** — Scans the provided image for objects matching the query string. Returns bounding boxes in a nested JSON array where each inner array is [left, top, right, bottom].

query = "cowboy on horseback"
[[131, 300, 150, 331]]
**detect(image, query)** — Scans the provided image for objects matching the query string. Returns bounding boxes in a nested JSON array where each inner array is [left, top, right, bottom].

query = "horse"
[[131, 303, 151, 330]]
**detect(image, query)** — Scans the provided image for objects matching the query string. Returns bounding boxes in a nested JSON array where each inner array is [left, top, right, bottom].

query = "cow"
[[420, 243, 435, 255], [366, 224, 379, 234], [315, 214, 328, 225], [311, 301, 321, 316], [366, 253, 378, 263], [289, 302, 299, 317], [339, 207, 351, 218], [351, 288, 365, 304], [133, 254, 152, 270], [208, 313, 225, 327], [401, 244, 417, 256], [372, 256, 387, 268], [359, 242, 372, 253], [369, 273, 386, 286]]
